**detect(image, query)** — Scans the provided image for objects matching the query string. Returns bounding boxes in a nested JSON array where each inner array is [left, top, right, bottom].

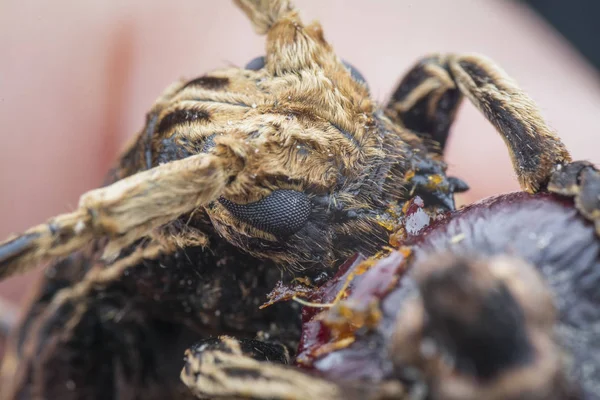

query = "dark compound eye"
[[342, 60, 368, 87], [218, 189, 311, 237], [245, 56, 266, 71]]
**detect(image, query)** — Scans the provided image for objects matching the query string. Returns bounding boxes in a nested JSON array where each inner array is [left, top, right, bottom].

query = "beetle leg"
[[387, 54, 571, 193], [181, 335, 342, 399], [406, 156, 470, 210], [548, 160, 600, 235], [0, 243, 192, 400], [181, 335, 408, 400], [386, 54, 463, 154], [185, 335, 291, 366]]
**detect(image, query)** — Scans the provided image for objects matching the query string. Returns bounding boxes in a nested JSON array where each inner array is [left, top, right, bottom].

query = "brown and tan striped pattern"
[[0, 0, 598, 399]]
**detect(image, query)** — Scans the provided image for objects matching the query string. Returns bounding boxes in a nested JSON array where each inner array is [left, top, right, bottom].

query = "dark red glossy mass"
[[291, 191, 600, 395]]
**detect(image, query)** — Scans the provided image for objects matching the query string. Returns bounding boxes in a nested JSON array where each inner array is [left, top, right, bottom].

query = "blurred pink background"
[[0, 0, 599, 337]]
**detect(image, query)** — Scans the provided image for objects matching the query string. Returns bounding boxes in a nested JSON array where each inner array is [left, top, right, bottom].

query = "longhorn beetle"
[[0, 1, 598, 399]]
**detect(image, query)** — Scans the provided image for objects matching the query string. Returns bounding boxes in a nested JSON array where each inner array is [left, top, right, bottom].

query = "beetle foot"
[[407, 158, 469, 211], [548, 160, 600, 235], [180, 336, 344, 399]]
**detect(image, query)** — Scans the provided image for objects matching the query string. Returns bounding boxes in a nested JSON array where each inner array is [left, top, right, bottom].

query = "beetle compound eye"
[[218, 190, 311, 237], [342, 60, 368, 87], [245, 56, 265, 70]]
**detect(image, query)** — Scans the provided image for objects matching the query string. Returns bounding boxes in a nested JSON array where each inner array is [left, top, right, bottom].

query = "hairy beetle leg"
[[548, 160, 600, 235], [386, 54, 462, 153], [181, 335, 411, 400], [388, 53, 571, 193], [0, 243, 173, 400], [186, 336, 291, 365], [181, 336, 343, 400]]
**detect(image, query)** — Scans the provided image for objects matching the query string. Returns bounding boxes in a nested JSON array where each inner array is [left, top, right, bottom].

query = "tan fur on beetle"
[[0, 0, 582, 285]]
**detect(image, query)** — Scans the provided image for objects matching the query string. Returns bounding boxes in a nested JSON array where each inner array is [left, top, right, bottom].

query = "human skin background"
[[0, 1, 599, 319]]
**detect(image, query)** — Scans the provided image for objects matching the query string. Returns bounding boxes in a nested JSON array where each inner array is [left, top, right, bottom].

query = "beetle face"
[[190, 62, 405, 269], [131, 10, 462, 271], [146, 46, 456, 270]]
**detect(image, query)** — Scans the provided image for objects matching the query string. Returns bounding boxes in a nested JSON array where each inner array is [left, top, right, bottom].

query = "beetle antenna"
[[234, 0, 342, 76], [0, 139, 248, 281], [234, 0, 295, 35], [448, 54, 571, 192], [386, 53, 571, 192]]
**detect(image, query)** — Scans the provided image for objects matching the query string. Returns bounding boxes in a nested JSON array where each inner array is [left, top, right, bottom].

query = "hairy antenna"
[[0, 138, 248, 280], [387, 54, 571, 193]]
